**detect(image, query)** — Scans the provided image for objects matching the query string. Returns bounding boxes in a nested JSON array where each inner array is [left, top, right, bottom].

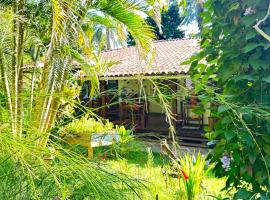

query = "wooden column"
[[100, 81, 106, 118], [141, 101, 146, 129], [171, 80, 178, 131], [120, 102, 123, 124]]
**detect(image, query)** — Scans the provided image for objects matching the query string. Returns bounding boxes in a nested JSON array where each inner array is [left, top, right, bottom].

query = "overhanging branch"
[[254, 4, 270, 42]]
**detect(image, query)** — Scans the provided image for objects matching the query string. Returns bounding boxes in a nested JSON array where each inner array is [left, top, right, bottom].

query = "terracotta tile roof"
[[101, 38, 199, 77]]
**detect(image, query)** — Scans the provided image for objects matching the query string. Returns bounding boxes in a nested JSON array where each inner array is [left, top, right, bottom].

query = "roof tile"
[[101, 38, 199, 77]]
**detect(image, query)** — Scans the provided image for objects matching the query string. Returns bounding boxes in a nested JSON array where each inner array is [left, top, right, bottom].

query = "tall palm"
[[0, 0, 166, 146]]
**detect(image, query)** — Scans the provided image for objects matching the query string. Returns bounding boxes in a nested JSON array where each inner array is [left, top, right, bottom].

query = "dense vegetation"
[[0, 0, 165, 199], [189, 0, 270, 198], [0, 0, 269, 199], [127, 1, 184, 46]]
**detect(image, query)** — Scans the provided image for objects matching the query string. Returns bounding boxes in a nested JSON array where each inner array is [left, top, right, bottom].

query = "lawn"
[[94, 147, 227, 200]]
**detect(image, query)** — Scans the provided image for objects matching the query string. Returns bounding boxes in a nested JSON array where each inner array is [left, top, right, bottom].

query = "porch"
[[85, 78, 208, 146]]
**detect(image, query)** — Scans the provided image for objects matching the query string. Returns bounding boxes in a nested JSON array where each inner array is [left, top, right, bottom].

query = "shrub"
[[110, 125, 141, 158], [59, 117, 114, 138]]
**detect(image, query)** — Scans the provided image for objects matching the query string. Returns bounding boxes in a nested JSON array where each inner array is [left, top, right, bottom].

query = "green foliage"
[[127, 2, 184, 45], [179, 152, 211, 200], [108, 150, 227, 200], [0, 0, 159, 140], [189, 0, 270, 198], [0, 133, 145, 199], [160, 2, 185, 39], [111, 125, 141, 157], [59, 117, 114, 138]]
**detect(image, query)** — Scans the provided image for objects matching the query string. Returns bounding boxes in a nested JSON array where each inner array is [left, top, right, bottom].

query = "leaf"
[[266, 123, 270, 134], [221, 116, 232, 124], [240, 132, 254, 147], [262, 76, 270, 83], [218, 105, 230, 114], [228, 2, 240, 12], [233, 151, 240, 164], [248, 51, 269, 70], [246, 30, 257, 40], [233, 74, 255, 82], [248, 153, 256, 164], [263, 144, 270, 155], [234, 189, 253, 199], [218, 60, 242, 82], [192, 106, 205, 115], [255, 171, 267, 184], [242, 15, 257, 27], [265, 155, 270, 167], [243, 43, 261, 53], [262, 135, 270, 144], [225, 131, 236, 141]]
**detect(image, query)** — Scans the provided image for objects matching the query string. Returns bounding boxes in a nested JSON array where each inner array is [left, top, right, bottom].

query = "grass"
[[93, 146, 228, 200], [0, 134, 146, 200]]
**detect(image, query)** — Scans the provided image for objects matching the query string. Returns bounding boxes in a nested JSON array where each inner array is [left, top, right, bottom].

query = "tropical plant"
[[0, 0, 169, 198], [111, 125, 141, 157], [187, 0, 270, 198], [0, 132, 145, 199], [178, 151, 210, 200], [0, 0, 165, 146]]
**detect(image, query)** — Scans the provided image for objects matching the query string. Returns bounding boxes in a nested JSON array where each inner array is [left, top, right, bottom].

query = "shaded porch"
[[86, 77, 207, 145]]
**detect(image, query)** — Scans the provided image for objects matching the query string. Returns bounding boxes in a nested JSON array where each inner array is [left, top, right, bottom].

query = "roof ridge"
[[101, 38, 199, 53], [153, 38, 198, 43]]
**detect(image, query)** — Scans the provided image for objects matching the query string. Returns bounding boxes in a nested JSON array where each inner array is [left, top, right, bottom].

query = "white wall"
[[117, 79, 210, 125]]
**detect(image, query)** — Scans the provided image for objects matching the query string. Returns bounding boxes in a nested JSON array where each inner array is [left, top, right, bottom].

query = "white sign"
[[91, 132, 120, 147]]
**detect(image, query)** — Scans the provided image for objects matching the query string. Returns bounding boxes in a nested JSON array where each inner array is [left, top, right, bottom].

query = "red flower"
[[179, 168, 188, 180]]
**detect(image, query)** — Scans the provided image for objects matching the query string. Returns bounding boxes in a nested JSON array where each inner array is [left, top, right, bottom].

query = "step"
[[179, 141, 208, 148], [179, 136, 208, 142]]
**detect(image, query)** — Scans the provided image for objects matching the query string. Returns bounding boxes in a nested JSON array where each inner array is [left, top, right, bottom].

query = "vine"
[[188, 0, 270, 199]]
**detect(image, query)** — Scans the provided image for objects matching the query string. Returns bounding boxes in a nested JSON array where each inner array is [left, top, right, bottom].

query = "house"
[[80, 39, 210, 145]]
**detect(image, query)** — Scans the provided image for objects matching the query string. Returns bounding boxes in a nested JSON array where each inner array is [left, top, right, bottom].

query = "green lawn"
[[94, 149, 227, 200]]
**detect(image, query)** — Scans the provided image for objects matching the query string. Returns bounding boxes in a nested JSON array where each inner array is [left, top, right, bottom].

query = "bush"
[[59, 117, 114, 138], [110, 125, 142, 158]]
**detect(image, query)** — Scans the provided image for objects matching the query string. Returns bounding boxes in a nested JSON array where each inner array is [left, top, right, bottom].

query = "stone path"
[[140, 139, 209, 155]]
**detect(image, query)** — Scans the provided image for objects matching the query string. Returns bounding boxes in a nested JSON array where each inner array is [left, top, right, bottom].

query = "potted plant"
[[59, 117, 114, 157]]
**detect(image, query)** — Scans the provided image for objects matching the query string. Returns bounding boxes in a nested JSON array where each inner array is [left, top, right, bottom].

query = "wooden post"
[[120, 102, 123, 124], [171, 81, 178, 131], [141, 101, 146, 129], [100, 81, 106, 118]]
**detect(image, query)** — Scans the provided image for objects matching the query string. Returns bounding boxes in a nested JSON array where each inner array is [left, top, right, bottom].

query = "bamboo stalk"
[[29, 47, 40, 114], [16, 0, 25, 137], [12, 0, 18, 135], [0, 49, 14, 130], [39, 60, 68, 146]]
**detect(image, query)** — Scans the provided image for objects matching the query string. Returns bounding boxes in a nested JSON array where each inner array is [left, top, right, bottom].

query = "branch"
[[254, 4, 270, 42]]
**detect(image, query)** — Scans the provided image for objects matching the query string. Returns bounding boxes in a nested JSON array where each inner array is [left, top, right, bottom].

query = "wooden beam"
[[100, 74, 189, 81], [76, 74, 189, 81]]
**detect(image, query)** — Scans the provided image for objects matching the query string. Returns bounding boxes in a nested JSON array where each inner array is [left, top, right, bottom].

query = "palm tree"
[[0, 0, 165, 146]]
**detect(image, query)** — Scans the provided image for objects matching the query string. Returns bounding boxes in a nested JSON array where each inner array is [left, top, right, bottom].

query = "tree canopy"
[[127, 2, 184, 46]]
